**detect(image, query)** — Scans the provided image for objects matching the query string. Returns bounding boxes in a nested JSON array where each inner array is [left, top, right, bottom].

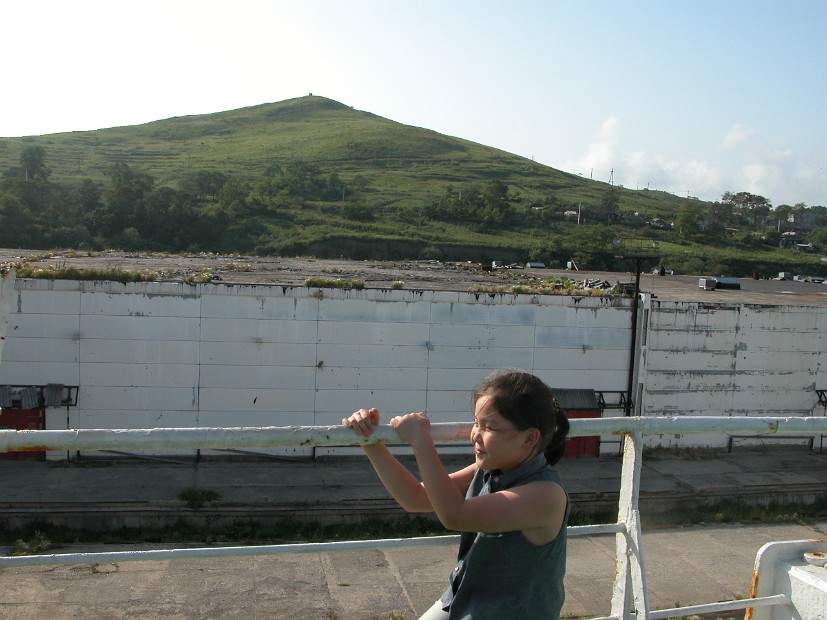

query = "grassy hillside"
[[1, 95, 824, 278], [0, 95, 683, 218]]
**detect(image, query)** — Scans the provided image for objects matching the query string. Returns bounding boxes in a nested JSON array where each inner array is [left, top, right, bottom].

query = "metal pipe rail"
[[2, 415, 825, 453], [0, 523, 627, 569], [2, 416, 825, 620]]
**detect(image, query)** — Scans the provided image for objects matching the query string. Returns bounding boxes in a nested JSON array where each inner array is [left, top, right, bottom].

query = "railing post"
[[611, 431, 650, 619]]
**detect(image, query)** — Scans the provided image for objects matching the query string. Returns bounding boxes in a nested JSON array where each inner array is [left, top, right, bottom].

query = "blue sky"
[[3, 0, 825, 207]]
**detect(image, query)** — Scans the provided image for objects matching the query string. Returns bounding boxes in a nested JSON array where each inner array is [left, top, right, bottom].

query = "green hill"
[[1, 95, 824, 277], [0, 95, 683, 213]]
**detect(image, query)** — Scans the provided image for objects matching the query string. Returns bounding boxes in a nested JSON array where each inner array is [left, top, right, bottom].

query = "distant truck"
[[778, 272, 792, 280], [715, 276, 741, 289], [699, 276, 741, 290]]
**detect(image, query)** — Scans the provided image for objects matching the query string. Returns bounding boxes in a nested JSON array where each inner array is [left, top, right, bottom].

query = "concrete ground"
[[1, 446, 826, 618], [0, 522, 826, 619]]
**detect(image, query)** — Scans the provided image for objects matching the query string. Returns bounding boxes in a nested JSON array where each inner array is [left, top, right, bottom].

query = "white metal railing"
[[2, 415, 825, 453], [1, 416, 826, 619]]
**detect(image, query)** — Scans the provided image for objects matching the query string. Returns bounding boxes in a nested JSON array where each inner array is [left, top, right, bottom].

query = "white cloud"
[[555, 116, 826, 206], [557, 116, 623, 181], [557, 117, 724, 198], [720, 123, 758, 151]]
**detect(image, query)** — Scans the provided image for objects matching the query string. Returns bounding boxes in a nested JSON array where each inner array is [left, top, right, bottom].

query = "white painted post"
[[611, 431, 650, 620]]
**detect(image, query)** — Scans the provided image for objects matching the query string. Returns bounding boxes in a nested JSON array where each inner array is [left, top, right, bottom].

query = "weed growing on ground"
[[10, 530, 51, 556], [13, 263, 159, 282], [640, 496, 827, 529], [178, 488, 221, 509], [0, 516, 451, 548], [1, 498, 824, 548], [304, 277, 365, 289]]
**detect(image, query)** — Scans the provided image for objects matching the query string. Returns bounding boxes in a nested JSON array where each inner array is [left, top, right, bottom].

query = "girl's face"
[[470, 395, 537, 472]]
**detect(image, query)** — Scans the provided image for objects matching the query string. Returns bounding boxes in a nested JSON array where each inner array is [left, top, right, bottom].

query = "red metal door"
[[564, 410, 601, 458], [0, 408, 46, 461]]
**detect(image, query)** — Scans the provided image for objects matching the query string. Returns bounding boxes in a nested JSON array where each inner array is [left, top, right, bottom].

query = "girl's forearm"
[[362, 443, 432, 513], [410, 438, 465, 529]]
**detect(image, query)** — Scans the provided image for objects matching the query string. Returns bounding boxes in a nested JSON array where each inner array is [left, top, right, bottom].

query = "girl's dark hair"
[[473, 369, 570, 465]]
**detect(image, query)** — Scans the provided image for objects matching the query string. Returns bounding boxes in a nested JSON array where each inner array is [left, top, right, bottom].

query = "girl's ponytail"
[[543, 397, 569, 466]]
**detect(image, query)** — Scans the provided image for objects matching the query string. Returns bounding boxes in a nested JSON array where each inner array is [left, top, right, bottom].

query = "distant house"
[[779, 231, 799, 249]]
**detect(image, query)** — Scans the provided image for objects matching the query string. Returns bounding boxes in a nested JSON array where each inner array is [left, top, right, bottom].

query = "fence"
[[1, 415, 826, 619]]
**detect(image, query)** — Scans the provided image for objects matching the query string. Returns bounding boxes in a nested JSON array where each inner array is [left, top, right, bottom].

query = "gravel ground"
[[3, 248, 827, 306], [0, 249, 627, 293]]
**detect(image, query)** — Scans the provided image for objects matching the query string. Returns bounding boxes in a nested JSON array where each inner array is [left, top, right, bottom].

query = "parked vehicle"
[[715, 276, 741, 290], [699, 277, 717, 290]]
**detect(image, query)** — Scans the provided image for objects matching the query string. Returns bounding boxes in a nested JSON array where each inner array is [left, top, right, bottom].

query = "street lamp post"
[[613, 239, 660, 417]]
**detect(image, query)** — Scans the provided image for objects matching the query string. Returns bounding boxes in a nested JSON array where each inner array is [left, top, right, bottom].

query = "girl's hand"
[[342, 407, 380, 437], [389, 412, 431, 447]]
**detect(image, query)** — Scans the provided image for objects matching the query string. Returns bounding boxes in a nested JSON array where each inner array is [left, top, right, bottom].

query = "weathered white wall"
[[636, 296, 827, 447], [0, 280, 632, 457], [1, 279, 824, 457]]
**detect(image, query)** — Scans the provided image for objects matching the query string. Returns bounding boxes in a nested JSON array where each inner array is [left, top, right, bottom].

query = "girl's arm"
[[343, 408, 475, 513], [395, 413, 567, 536]]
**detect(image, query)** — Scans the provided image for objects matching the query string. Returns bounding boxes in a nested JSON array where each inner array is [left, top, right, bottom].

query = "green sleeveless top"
[[439, 453, 569, 619]]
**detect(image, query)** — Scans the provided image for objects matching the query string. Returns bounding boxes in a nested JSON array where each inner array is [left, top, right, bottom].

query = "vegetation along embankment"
[[2, 95, 826, 279]]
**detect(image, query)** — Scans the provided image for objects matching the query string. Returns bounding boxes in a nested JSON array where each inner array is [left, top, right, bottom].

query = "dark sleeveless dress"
[[439, 453, 570, 619]]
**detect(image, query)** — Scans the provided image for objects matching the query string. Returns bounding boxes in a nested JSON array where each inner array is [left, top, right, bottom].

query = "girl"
[[342, 369, 570, 619]]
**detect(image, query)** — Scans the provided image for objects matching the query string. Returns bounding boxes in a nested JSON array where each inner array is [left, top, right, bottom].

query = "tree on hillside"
[[91, 163, 155, 237], [107, 162, 154, 194], [341, 202, 374, 221], [423, 180, 515, 229], [708, 200, 736, 226], [71, 179, 103, 213], [773, 204, 793, 226], [218, 176, 251, 219], [595, 187, 620, 222], [20, 146, 49, 181], [478, 179, 513, 229], [180, 170, 227, 201], [721, 191, 771, 226], [0, 192, 35, 246], [807, 227, 827, 250], [560, 225, 616, 270], [676, 203, 703, 238]]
